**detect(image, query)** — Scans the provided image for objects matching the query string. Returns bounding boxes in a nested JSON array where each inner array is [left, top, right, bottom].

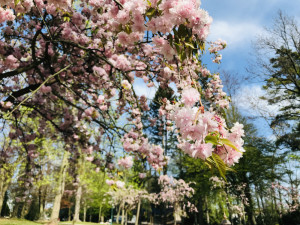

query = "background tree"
[[254, 11, 300, 151]]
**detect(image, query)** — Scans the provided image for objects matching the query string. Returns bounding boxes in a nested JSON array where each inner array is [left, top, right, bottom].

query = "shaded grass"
[[0, 218, 43, 225], [0, 219, 118, 225], [60, 222, 118, 225]]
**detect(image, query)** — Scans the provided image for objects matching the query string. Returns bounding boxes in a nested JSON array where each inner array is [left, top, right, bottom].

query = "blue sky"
[[202, 0, 300, 75], [202, 0, 300, 72], [201, 0, 300, 137]]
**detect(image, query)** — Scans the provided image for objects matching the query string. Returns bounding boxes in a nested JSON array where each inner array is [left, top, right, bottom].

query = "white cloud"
[[232, 85, 284, 118], [208, 20, 264, 48]]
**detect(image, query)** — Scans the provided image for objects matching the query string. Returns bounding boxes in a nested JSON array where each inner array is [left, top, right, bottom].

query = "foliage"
[[256, 11, 300, 151]]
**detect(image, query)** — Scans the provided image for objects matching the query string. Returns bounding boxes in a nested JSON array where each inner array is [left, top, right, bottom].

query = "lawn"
[[0, 218, 43, 225], [59, 221, 118, 225], [0, 219, 118, 225]]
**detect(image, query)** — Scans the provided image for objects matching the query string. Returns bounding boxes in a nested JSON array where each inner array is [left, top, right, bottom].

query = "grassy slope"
[[0, 219, 118, 225], [0, 218, 43, 225]]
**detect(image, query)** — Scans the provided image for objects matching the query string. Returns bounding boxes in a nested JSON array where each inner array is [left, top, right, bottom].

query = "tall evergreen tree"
[[255, 11, 300, 151]]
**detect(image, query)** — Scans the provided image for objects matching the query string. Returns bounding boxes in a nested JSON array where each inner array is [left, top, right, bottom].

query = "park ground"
[[0, 218, 118, 225]]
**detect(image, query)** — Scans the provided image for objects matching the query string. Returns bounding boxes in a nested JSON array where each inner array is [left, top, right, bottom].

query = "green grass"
[[59, 222, 118, 225], [0, 219, 118, 225], [0, 218, 43, 225]]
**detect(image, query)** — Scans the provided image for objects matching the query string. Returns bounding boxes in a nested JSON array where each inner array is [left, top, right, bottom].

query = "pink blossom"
[[192, 143, 213, 160], [118, 156, 133, 169], [86, 156, 94, 162], [4, 55, 19, 69], [139, 173, 146, 179], [121, 80, 132, 90], [106, 179, 115, 186], [1, 101, 12, 109], [0, 8, 15, 23], [182, 88, 200, 107], [116, 181, 125, 188], [97, 95, 105, 104], [40, 85, 52, 93], [100, 105, 108, 111]]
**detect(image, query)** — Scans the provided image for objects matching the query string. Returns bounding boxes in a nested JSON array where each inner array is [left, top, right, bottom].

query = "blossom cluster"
[[165, 88, 245, 166], [155, 175, 198, 212], [117, 156, 134, 169], [106, 179, 125, 189], [122, 130, 167, 170], [205, 73, 230, 108], [271, 182, 300, 212]]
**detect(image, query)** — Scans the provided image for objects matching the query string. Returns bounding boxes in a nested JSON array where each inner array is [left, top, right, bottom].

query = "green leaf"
[[177, 24, 188, 38], [124, 24, 131, 34], [174, 43, 180, 55], [168, 34, 173, 46], [211, 153, 227, 181], [145, 8, 156, 19], [219, 138, 243, 153], [15, 0, 21, 6], [185, 42, 195, 49], [205, 135, 219, 145]]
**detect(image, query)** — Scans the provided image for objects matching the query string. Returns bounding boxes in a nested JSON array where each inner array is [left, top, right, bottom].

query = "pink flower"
[[114, 55, 131, 71], [106, 179, 115, 186], [40, 85, 52, 93], [97, 95, 105, 104], [192, 143, 213, 160], [1, 101, 12, 109], [86, 156, 94, 162], [116, 181, 125, 188], [4, 55, 19, 69], [84, 107, 94, 117], [147, 82, 155, 87], [100, 105, 108, 111], [118, 31, 131, 46], [121, 80, 132, 90], [0, 8, 15, 23], [118, 156, 134, 169], [182, 88, 200, 107], [139, 173, 146, 179]]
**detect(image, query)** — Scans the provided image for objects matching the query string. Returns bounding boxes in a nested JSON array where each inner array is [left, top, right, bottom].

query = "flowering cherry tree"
[[0, 0, 244, 173], [155, 174, 198, 221], [0, 2, 245, 219], [107, 175, 197, 224]]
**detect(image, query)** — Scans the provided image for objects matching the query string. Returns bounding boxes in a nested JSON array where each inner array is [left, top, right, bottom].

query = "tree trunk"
[[255, 186, 262, 222], [38, 186, 48, 221], [242, 176, 256, 225], [0, 174, 9, 214], [117, 204, 121, 224], [98, 205, 102, 223], [68, 206, 71, 221], [278, 186, 284, 213], [197, 196, 205, 225], [135, 199, 141, 225], [11, 202, 20, 218], [83, 203, 87, 222], [48, 151, 69, 225], [20, 201, 28, 219], [73, 184, 82, 222], [121, 201, 125, 225], [0, 189, 6, 215], [205, 195, 210, 224]]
